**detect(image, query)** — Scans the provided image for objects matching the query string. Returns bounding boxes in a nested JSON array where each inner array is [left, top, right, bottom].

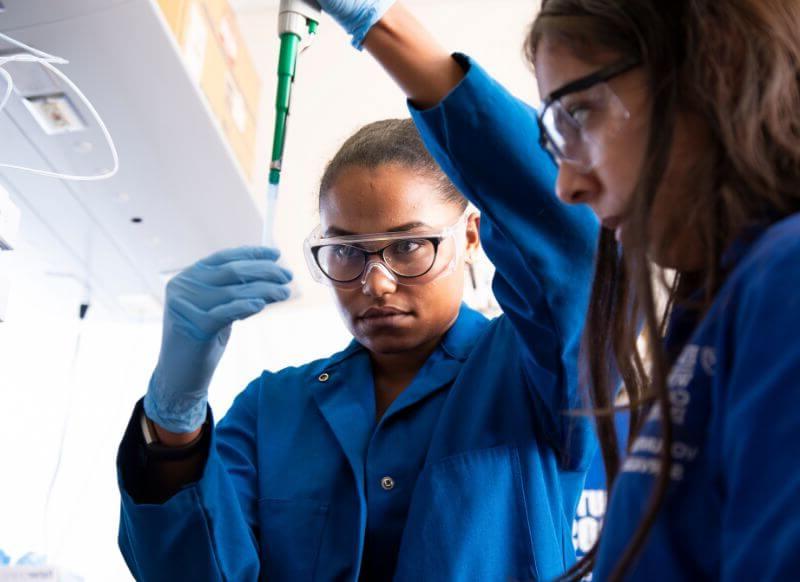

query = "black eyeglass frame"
[[311, 236, 444, 284], [537, 59, 641, 163]]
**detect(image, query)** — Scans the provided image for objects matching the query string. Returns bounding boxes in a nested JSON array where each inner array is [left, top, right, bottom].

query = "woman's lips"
[[360, 306, 409, 319], [358, 306, 413, 329]]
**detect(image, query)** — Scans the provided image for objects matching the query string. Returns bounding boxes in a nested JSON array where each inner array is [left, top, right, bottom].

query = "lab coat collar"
[[381, 305, 490, 419]]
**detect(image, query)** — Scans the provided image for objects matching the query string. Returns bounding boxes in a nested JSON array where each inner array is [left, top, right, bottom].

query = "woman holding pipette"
[[116, 2, 599, 580]]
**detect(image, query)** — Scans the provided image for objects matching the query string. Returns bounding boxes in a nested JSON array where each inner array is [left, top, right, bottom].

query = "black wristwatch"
[[140, 412, 209, 461]]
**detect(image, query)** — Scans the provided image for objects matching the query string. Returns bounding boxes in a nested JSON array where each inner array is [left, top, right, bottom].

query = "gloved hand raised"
[[144, 247, 293, 433], [316, 0, 396, 48]]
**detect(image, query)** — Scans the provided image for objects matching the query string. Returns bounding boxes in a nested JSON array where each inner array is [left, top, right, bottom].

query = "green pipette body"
[[269, 19, 318, 186]]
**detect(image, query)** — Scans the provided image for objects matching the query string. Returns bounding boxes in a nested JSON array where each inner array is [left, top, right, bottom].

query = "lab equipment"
[[14, 553, 46, 567], [0, 184, 20, 252], [0, 184, 19, 322], [261, 182, 280, 247], [144, 247, 292, 433], [0, 32, 119, 181], [315, 0, 396, 48], [303, 213, 468, 288], [0, 565, 83, 582], [262, 0, 320, 246]]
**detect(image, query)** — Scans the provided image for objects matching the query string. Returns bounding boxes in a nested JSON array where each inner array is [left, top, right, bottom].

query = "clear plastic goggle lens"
[[541, 102, 592, 169], [540, 82, 630, 171]]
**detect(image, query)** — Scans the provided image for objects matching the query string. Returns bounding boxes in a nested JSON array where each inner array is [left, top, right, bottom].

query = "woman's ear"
[[465, 212, 481, 263]]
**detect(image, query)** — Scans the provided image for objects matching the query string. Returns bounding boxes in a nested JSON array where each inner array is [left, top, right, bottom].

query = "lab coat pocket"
[[258, 498, 330, 581], [395, 445, 538, 581]]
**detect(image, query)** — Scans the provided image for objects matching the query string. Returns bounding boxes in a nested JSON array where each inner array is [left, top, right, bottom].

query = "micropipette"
[[262, 0, 321, 247]]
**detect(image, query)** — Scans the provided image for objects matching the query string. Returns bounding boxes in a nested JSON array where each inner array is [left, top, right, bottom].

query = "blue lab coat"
[[117, 55, 599, 581], [594, 213, 800, 580], [573, 411, 629, 564]]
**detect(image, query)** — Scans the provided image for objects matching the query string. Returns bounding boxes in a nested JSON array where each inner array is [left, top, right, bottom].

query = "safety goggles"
[[537, 59, 639, 172], [304, 214, 467, 289]]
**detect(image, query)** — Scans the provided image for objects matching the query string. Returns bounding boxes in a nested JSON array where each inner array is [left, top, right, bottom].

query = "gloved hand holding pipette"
[[315, 0, 396, 47], [144, 247, 292, 434]]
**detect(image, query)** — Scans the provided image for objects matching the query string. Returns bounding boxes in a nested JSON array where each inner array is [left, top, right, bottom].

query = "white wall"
[[0, 1, 541, 579]]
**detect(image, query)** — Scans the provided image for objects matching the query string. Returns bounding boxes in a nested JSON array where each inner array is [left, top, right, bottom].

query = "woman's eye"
[[335, 245, 360, 259], [395, 240, 422, 254], [567, 105, 591, 126]]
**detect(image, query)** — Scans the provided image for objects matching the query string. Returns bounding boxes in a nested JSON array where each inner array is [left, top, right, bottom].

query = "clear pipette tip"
[[262, 181, 280, 248]]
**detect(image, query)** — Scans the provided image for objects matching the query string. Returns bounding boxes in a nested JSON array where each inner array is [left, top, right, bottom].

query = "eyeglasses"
[[304, 214, 467, 289], [537, 59, 640, 171]]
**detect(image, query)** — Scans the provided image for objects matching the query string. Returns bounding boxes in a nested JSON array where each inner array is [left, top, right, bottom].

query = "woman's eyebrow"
[[323, 221, 431, 237], [387, 221, 431, 232]]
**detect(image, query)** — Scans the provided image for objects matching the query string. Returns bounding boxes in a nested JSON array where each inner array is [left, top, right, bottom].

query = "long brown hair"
[[527, 0, 800, 579]]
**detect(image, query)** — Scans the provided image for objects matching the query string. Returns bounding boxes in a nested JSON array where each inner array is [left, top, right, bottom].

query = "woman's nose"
[[555, 161, 598, 206], [361, 262, 398, 297]]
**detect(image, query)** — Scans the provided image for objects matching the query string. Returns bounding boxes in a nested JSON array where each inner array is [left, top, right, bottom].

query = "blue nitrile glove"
[[317, 0, 396, 48], [144, 247, 292, 433]]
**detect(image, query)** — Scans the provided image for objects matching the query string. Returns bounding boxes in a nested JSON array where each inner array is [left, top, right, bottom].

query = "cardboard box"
[[201, 0, 261, 116], [200, 29, 258, 178], [155, 0, 261, 180], [155, 0, 188, 40]]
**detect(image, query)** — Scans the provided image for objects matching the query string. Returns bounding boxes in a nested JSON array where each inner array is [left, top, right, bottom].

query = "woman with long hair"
[[527, 0, 800, 578]]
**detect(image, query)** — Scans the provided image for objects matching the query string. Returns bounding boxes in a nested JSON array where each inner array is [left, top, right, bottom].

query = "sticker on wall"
[[225, 73, 247, 135], [219, 15, 239, 65], [182, 2, 208, 84]]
